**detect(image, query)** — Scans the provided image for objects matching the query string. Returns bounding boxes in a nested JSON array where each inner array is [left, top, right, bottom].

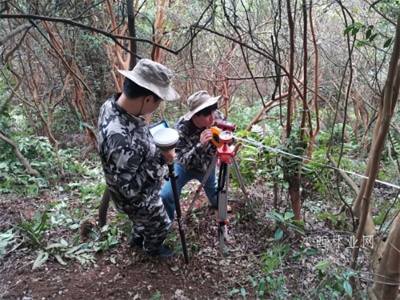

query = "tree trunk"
[[352, 13, 400, 249], [369, 213, 400, 300], [350, 13, 400, 294], [288, 175, 301, 221], [0, 131, 40, 177]]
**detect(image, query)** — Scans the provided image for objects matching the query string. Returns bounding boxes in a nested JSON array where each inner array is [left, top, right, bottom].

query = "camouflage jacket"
[[98, 94, 166, 210], [175, 117, 217, 174]]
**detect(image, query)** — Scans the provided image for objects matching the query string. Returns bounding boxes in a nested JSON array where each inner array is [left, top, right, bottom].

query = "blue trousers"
[[161, 163, 217, 221]]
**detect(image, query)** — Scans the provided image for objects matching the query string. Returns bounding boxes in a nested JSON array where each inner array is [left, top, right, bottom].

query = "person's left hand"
[[200, 129, 213, 146]]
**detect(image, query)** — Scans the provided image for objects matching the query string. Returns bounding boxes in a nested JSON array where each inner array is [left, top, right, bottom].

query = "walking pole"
[[153, 128, 189, 264], [167, 163, 189, 264]]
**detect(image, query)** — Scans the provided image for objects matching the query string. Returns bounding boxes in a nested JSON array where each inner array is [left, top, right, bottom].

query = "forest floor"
[[0, 164, 374, 299]]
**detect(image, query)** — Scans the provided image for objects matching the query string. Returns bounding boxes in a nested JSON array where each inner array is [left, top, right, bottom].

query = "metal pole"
[[187, 155, 219, 212], [231, 157, 255, 217], [167, 164, 189, 264], [217, 162, 229, 252]]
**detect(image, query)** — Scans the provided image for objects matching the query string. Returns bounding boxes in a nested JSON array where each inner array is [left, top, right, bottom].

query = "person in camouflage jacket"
[[98, 59, 179, 258], [161, 90, 224, 221]]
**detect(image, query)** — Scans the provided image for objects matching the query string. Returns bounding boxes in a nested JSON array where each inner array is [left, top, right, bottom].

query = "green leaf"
[[149, 291, 161, 300], [65, 244, 84, 255], [46, 242, 67, 249], [69, 248, 92, 256], [229, 289, 239, 295], [257, 278, 265, 296], [305, 248, 318, 256], [283, 182, 289, 188], [291, 252, 302, 260], [248, 275, 257, 287], [33, 251, 49, 269], [54, 254, 68, 266], [344, 25, 353, 35], [0, 229, 15, 241], [240, 288, 246, 297], [343, 280, 352, 296], [72, 235, 80, 245], [369, 33, 378, 42], [266, 212, 284, 222], [69, 224, 80, 230], [315, 260, 330, 270], [353, 22, 365, 28], [274, 229, 284, 240], [384, 38, 392, 48], [351, 28, 360, 35], [0, 162, 9, 169], [284, 212, 294, 220], [366, 29, 371, 39]]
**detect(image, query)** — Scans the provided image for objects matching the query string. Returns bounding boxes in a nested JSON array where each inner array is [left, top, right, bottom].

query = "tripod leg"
[[231, 157, 256, 217], [217, 163, 229, 252], [187, 156, 219, 212]]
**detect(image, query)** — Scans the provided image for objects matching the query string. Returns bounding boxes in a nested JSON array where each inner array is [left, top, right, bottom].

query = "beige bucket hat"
[[183, 90, 221, 120], [117, 59, 180, 101]]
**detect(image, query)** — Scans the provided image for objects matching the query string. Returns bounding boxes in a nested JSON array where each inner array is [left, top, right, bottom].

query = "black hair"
[[123, 77, 160, 101], [194, 103, 218, 117]]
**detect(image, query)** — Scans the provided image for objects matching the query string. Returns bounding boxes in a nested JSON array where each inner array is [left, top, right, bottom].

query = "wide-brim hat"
[[118, 59, 180, 101], [183, 90, 221, 120]]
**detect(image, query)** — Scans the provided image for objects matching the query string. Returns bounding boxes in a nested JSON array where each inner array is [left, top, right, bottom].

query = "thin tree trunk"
[[352, 14, 400, 240], [351, 13, 400, 288], [0, 131, 40, 177]]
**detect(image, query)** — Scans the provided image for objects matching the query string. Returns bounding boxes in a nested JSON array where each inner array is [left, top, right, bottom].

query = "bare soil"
[[0, 184, 275, 300], [0, 180, 370, 299]]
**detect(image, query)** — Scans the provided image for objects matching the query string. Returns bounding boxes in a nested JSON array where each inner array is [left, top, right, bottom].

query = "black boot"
[[128, 236, 144, 248], [146, 245, 174, 258]]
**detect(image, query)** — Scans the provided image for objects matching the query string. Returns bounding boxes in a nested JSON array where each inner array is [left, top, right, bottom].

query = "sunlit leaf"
[[54, 254, 68, 265], [240, 288, 246, 297], [33, 251, 49, 269], [343, 281, 352, 296], [229, 289, 239, 295], [284, 212, 294, 220], [315, 260, 330, 270]]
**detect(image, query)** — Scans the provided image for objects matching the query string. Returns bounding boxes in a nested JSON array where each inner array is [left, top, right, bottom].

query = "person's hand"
[[161, 148, 175, 164], [200, 129, 213, 146]]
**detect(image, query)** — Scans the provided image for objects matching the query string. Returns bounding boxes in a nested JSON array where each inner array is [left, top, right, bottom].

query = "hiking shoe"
[[128, 236, 144, 248], [210, 203, 218, 210], [146, 246, 174, 258], [210, 204, 232, 213]]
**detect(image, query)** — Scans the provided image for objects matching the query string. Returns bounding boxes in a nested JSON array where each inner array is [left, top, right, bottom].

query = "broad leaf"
[[33, 251, 49, 269], [315, 260, 330, 270]]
